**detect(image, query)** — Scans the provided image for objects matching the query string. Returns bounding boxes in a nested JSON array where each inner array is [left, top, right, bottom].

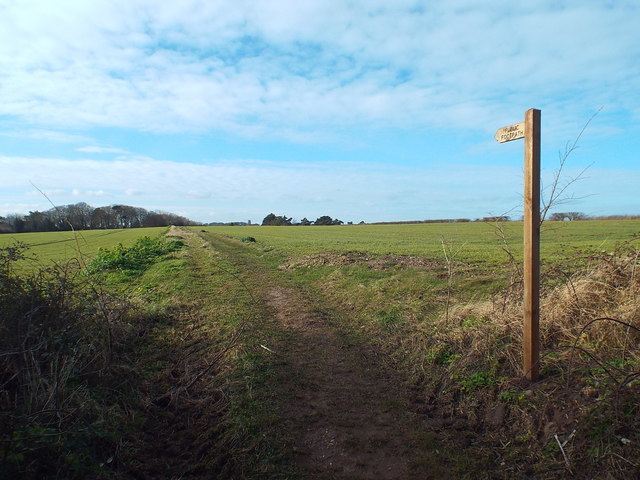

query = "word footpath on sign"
[[494, 122, 525, 143]]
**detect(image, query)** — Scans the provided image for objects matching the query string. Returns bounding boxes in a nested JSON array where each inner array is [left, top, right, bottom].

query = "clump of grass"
[[87, 235, 184, 274]]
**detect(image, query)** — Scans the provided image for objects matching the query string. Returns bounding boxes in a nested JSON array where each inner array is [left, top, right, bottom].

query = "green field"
[[0, 226, 167, 267], [2, 220, 639, 478], [3, 220, 638, 269], [198, 219, 640, 265]]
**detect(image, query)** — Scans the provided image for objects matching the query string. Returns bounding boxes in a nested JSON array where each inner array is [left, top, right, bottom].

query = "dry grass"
[[409, 243, 640, 374], [392, 244, 640, 478]]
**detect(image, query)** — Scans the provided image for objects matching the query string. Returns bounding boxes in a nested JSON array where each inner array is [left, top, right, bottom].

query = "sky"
[[1, 0, 639, 224]]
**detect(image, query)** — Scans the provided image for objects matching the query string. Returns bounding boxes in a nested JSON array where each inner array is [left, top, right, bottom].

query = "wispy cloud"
[[76, 146, 131, 154], [0, 129, 94, 144], [71, 188, 109, 197], [1, 1, 637, 140]]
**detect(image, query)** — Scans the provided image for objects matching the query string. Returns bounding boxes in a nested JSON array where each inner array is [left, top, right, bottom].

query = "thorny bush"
[[0, 244, 135, 479]]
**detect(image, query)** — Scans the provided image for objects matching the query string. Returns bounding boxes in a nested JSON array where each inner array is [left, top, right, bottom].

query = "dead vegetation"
[[399, 244, 640, 478], [279, 250, 445, 271], [0, 244, 138, 478]]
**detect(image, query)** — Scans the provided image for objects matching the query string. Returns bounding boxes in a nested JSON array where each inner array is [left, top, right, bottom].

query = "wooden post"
[[523, 108, 541, 381]]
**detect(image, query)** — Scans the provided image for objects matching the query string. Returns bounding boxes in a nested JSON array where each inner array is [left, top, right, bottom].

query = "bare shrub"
[[0, 244, 135, 478]]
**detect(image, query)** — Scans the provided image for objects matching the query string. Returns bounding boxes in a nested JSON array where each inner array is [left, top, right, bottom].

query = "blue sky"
[[1, 0, 639, 224]]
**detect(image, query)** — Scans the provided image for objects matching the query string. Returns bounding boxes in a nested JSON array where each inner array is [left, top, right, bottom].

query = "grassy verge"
[[0, 241, 150, 478], [114, 228, 299, 478], [0, 231, 239, 478], [0, 227, 305, 478]]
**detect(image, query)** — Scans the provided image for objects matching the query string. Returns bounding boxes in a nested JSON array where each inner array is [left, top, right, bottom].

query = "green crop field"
[[3, 220, 638, 269], [197, 219, 640, 265], [0, 227, 167, 268]]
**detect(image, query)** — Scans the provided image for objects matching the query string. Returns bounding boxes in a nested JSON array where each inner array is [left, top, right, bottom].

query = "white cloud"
[[1, 2, 638, 222], [0, 1, 637, 139], [71, 188, 108, 197]]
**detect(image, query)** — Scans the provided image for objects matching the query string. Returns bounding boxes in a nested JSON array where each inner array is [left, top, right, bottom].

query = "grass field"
[[0, 226, 167, 268], [2, 220, 639, 478], [199, 219, 640, 265], [3, 220, 638, 268]]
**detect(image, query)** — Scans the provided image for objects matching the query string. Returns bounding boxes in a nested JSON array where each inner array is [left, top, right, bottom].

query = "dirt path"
[[197, 233, 460, 479], [266, 286, 413, 479]]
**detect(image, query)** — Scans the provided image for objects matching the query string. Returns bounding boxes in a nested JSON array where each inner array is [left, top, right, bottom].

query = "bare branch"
[[540, 107, 603, 224]]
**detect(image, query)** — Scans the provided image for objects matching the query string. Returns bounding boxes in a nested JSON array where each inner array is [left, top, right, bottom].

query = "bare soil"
[[260, 280, 484, 479], [266, 285, 412, 478]]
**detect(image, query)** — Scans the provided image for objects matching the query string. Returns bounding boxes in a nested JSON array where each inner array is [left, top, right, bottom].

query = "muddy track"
[[204, 233, 462, 479]]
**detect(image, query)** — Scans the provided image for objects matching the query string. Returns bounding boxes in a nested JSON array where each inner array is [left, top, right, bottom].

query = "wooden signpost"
[[495, 108, 541, 381]]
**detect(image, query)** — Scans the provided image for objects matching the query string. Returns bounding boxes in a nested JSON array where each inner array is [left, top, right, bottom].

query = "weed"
[[459, 370, 503, 393], [498, 388, 529, 406], [376, 307, 403, 328], [426, 344, 457, 365], [86, 235, 183, 274]]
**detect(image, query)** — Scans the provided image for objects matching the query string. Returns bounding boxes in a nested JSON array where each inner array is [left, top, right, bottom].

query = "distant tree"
[[314, 215, 334, 226], [5, 214, 25, 233], [262, 213, 292, 226], [299, 217, 312, 226], [91, 207, 118, 229], [0, 203, 197, 233], [24, 210, 55, 232], [65, 202, 94, 229], [262, 213, 276, 225], [141, 211, 167, 228], [0, 216, 11, 233], [112, 205, 141, 228], [549, 212, 587, 221]]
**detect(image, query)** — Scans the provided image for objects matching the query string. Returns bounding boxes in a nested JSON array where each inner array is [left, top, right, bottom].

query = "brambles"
[[0, 244, 134, 478], [1, 234, 188, 478], [86, 235, 184, 274]]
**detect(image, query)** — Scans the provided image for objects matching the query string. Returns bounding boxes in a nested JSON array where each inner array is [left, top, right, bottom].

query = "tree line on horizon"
[[261, 213, 346, 226], [0, 202, 198, 234]]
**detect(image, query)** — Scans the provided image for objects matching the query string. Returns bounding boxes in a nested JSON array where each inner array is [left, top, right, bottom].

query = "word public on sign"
[[494, 122, 525, 143]]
